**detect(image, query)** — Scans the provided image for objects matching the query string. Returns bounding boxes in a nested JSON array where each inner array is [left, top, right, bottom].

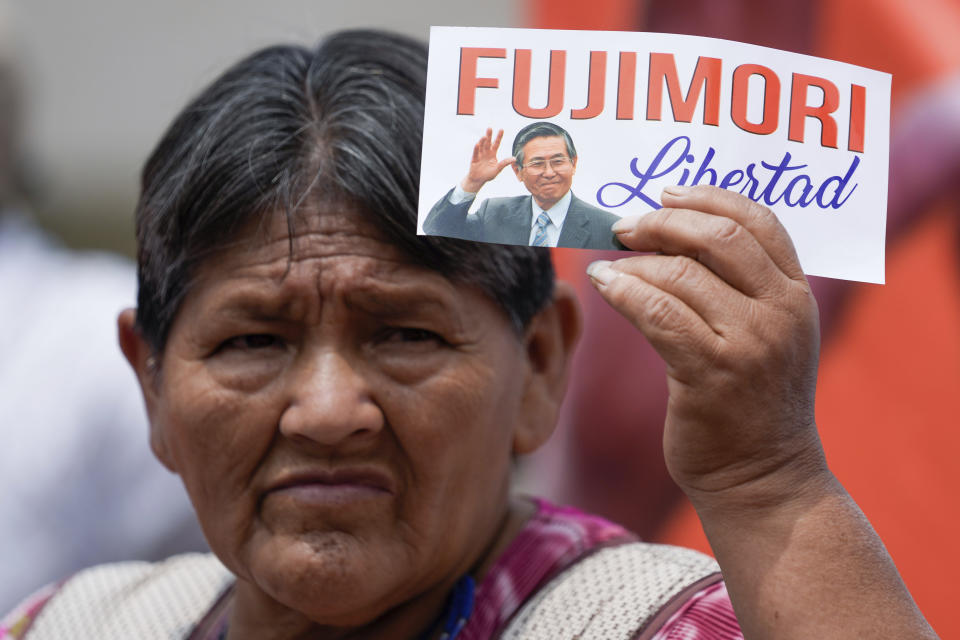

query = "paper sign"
[[418, 26, 891, 284]]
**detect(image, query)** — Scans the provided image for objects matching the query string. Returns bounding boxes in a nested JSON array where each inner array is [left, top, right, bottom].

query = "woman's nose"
[[278, 349, 383, 448]]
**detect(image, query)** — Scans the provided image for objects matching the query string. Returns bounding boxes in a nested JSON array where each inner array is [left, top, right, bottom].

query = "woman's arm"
[[587, 184, 937, 639]]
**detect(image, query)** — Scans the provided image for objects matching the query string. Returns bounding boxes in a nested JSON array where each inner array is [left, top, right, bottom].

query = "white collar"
[[530, 190, 572, 230]]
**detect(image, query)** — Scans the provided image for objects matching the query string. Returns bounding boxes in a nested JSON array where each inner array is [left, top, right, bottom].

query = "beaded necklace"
[[419, 575, 475, 640]]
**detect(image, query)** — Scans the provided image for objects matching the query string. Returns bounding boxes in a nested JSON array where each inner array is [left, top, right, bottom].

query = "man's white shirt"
[[448, 184, 571, 247]]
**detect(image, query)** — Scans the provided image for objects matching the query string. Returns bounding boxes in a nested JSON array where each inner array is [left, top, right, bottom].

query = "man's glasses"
[[521, 156, 572, 174]]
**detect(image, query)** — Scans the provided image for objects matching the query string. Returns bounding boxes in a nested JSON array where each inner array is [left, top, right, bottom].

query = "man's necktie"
[[532, 211, 550, 247]]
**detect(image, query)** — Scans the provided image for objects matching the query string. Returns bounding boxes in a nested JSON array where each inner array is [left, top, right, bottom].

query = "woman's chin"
[[240, 531, 409, 626]]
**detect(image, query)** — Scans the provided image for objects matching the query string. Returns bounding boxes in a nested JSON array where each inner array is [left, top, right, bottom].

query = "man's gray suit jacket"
[[423, 189, 624, 250]]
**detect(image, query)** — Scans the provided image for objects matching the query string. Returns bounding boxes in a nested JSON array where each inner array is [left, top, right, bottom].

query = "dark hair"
[[512, 121, 577, 168], [134, 30, 554, 352]]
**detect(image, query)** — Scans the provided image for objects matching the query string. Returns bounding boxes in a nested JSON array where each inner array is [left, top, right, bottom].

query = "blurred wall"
[[5, 0, 518, 253]]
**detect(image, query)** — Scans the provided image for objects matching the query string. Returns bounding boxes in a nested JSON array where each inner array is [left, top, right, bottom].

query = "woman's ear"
[[513, 282, 582, 455], [117, 308, 176, 472]]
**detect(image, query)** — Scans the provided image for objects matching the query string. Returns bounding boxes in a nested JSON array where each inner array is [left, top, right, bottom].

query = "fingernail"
[[611, 213, 644, 234], [586, 260, 618, 286], [662, 184, 690, 197]]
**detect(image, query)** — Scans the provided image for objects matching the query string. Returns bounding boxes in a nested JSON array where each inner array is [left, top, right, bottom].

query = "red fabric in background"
[[531, 1, 960, 636], [525, 0, 641, 31]]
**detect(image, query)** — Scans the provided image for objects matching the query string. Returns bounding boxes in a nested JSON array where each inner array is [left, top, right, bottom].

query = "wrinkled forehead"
[[173, 201, 509, 340], [204, 200, 411, 274]]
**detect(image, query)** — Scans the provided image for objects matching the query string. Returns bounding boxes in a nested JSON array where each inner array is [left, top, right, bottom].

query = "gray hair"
[[134, 30, 555, 352]]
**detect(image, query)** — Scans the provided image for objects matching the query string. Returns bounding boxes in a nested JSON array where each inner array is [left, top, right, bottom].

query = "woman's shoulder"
[[465, 498, 730, 639], [0, 553, 232, 640], [516, 499, 743, 639], [499, 539, 726, 639]]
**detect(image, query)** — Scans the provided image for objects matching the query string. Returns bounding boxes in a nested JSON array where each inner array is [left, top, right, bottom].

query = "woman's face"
[[133, 204, 547, 628]]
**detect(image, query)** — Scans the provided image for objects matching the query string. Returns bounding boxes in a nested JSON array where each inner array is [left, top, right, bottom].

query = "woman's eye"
[[222, 334, 284, 351], [381, 327, 444, 344]]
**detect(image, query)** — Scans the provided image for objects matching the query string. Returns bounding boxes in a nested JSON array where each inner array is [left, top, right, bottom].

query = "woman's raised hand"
[[588, 184, 823, 505], [588, 184, 936, 639]]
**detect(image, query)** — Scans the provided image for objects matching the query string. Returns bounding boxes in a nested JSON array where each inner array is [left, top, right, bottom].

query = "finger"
[[479, 129, 491, 156], [661, 185, 805, 281], [492, 128, 504, 153], [586, 259, 723, 379], [610, 253, 748, 332], [612, 207, 787, 298], [496, 156, 517, 172]]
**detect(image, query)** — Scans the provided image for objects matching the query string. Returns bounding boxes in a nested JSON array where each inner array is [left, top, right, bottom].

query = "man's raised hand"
[[461, 128, 516, 194]]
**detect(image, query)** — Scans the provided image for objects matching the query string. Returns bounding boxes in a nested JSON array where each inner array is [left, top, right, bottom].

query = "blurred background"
[[2, 0, 958, 635], [2, 0, 518, 252]]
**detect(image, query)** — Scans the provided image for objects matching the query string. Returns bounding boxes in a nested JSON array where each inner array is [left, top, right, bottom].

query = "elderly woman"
[[2, 30, 936, 640]]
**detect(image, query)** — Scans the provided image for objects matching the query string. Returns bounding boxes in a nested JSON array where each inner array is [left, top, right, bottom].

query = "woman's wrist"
[[679, 433, 836, 525]]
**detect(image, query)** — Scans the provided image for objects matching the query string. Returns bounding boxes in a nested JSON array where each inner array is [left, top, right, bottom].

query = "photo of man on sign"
[[423, 122, 623, 249]]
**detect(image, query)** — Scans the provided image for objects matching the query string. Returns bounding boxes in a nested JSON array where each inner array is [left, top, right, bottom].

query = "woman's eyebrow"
[[206, 289, 302, 322]]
